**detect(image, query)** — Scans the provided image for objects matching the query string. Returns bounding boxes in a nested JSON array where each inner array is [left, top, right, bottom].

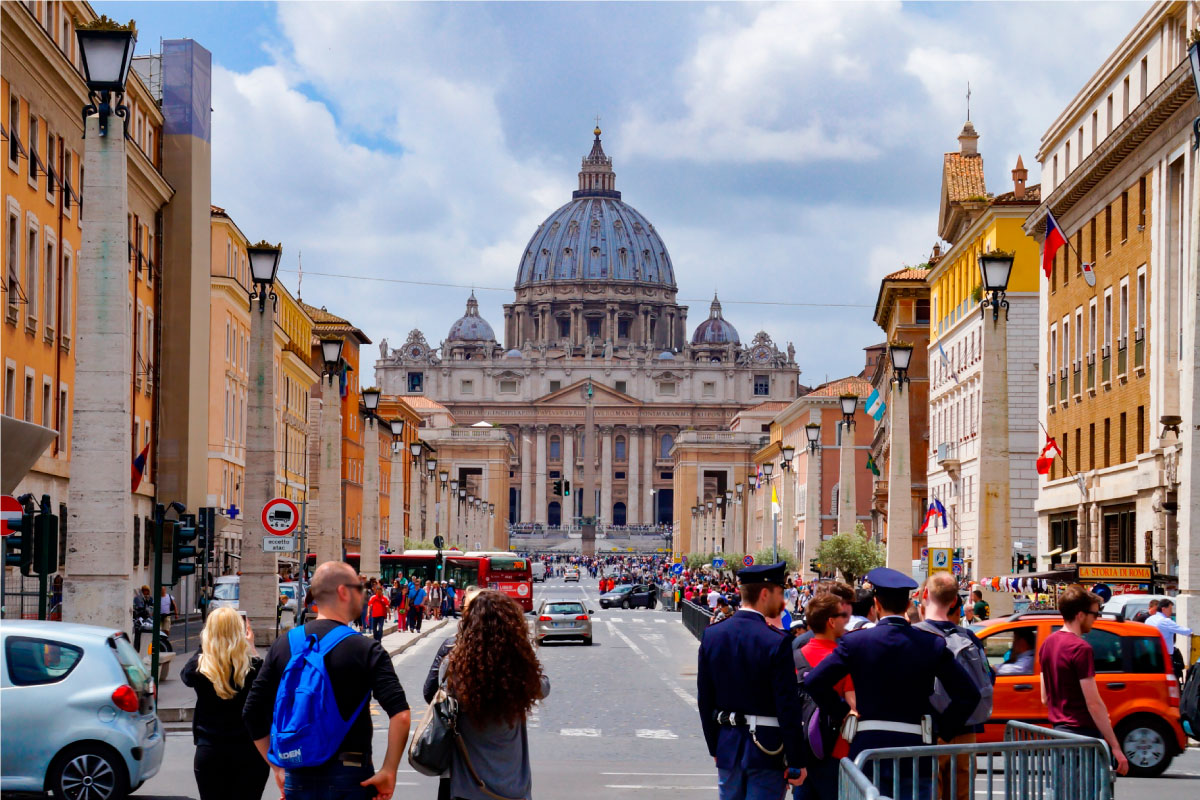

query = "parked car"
[[599, 584, 657, 610], [1102, 593, 1173, 621], [532, 562, 547, 582], [534, 599, 594, 646], [208, 575, 241, 612], [563, 567, 581, 582], [1, 620, 164, 799], [974, 610, 1187, 777]]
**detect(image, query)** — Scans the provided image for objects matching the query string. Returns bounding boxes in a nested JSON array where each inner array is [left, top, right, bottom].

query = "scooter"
[[134, 614, 173, 653]]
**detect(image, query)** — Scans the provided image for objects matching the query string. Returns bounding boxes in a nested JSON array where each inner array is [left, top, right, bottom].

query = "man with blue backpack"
[[244, 561, 412, 800]]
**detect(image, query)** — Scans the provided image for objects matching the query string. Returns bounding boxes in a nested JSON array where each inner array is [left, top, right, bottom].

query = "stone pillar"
[[886, 383, 913, 572], [238, 286, 280, 644], [601, 426, 614, 526], [535, 425, 548, 525], [315, 374, 343, 566], [64, 113, 134, 630], [407, 445, 421, 540], [562, 426, 575, 525], [1176, 154, 1200, 638], [782, 461, 796, 560], [839, 420, 857, 534], [520, 426, 532, 523], [361, 418, 381, 578], [804, 444, 822, 579], [644, 429, 655, 523], [390, 444, 406, 545], [978, 315, 1014, 614], [627, 427, 640, 524]]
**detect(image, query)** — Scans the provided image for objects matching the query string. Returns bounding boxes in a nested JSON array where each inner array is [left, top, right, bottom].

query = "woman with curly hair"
[[440, 589, 550, 800]]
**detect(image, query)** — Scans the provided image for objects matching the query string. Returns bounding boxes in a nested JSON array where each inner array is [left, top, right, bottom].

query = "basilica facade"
[[375, 129, 800, 529]]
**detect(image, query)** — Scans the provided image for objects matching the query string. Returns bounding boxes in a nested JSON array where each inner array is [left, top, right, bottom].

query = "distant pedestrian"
[[408, 580, 427, 632], [1039, 585, 1128, 776], [368, 584, 390, 642], [244, 561, 412, 799], [1132, 598, 1159, 624], [970, 589, 989, 621], [181, 608, 269, 800], [160, 586, 178, 634], [132, 585, 153, 653], [1144, 598, 1192, 677]]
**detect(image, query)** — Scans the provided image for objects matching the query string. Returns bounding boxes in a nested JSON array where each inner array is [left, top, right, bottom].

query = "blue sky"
[[100, 1, 1148, 385]]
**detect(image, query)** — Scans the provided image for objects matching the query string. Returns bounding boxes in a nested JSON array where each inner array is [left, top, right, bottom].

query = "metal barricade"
[[681, 600, 714, 640], [837, 721, 1114, 800]]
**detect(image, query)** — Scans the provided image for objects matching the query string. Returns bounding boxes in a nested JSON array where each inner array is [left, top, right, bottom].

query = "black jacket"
[[423, 636, 455, 704], [180, 650, 262, 749]]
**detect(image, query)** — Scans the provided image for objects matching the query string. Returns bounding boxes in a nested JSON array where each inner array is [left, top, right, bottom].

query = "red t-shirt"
[[1039, 629, 1095, 728], [367, 594, 390, 619], [801, 638, 854, 759]]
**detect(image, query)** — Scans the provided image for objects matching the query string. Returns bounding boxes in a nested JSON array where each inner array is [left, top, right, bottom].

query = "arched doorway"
[[548, 501, 561, 527], [612, 502, 627, 526]]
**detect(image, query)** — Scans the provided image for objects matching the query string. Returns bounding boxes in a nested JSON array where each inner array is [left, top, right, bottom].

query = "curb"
[[157, 618, 453, 724]]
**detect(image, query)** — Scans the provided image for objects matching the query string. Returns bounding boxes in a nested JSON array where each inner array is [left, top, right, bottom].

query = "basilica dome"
[[514, 128, 675, 290], [447, 292, 496, 342], [691, 295, 740, 346]]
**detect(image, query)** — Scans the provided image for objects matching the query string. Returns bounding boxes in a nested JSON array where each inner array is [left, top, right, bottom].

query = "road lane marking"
[[604, 785, 714, 790], [606, 620, 698, 709], [601, 773, 713, 776], [560, 728, 602, 737], [635, 729, 679, 739]]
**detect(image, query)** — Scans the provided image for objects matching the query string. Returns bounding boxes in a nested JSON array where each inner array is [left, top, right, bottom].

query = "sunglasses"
[[344, 583, 366, 593], [1081, 609, 1100, 617]]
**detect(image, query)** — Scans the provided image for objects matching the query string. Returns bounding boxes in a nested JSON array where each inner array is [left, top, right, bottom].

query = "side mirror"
[[588, 609, 596, 615]]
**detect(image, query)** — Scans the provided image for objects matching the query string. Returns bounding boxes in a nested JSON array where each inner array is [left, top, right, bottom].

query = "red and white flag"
[[1035, 436, 1061, 475], [1042, 211, 1067, 280]]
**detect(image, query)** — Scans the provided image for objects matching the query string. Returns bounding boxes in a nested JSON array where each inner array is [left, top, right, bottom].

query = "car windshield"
[[610, 585, 632, 594], [110, 634, 151, 693], [280, 585, 296, 599], [545, 602, 585, 615], [213, 583, 239, 600]]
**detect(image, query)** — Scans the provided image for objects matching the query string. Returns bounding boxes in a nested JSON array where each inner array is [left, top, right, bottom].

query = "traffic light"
[[168, 520, 199, 585], [809, 559, 819, 574], [5, 511, 35, 576], [562, 480, 571, 497], [552, 480, 562, 497], [435, 550, 444, 573], [33, 512, 58, 576]]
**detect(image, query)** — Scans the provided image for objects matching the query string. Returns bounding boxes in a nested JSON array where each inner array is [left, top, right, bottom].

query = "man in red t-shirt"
[[1039, 585, 1128, 775], [367, 584, 390, 643]]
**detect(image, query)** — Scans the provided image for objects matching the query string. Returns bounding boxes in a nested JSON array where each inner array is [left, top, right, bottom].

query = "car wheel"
[[1118, 716, 1174, 777], [49, 743, 130, 800], [582, 636, 593, 646], [621, 600, 631, 610], [536, 638, 544, 647]]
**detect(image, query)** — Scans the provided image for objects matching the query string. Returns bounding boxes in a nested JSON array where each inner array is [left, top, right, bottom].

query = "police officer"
[[698, 562, 807, 799], [804, 568, 979, 800]]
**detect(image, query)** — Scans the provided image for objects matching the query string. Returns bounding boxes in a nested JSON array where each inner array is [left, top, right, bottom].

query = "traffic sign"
[[928, 547, 952, 574], [743, 554, 755, 567], [1, 495, 21, 536], [261, 497, 299, 536], [671, 563, 684, 576], [952, 559, 964, 576], [712, 557, 726, 569], [263, 536, 295, 553]]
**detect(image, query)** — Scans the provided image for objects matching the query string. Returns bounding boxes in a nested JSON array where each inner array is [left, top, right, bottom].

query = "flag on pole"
[[918, 497, 948, 534], [1042, 211, 1067, 279], [131, 441, 150, 492], [771, 485, 781, 517], [864, 388, 886, 421], [937, 342, 959, 384], [866, 454, 880, 476], [1035, 436, 1062, 475]]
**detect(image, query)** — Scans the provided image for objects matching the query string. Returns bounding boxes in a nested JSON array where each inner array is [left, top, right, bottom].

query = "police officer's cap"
[[738, 561, 787, 587], [864, 567, 918, 591]]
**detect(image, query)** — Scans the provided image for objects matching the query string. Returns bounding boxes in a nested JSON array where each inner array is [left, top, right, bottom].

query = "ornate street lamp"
[[76, 18, 137, 137], [781, 444, 796, 471], [247, 241, 282, 311], [978, 250, 1015, 322], [888, 341, 914, 388], [426, 457, 438, 481], [735, 482, 744, 504], [409, 440, 422, 465], [449, 478, 459, 495], [439, 471, 449, 493], [763, 461, 775, 479], [320, 338, 344, 377], [706, 500, 714, 513], [691, 505, 699, 518], [389, 418, 405, 455], [805, 423, 821, 453], [840, 394, 859, 427], [361, 388, 381, 414], [748, 474, 759, 492]]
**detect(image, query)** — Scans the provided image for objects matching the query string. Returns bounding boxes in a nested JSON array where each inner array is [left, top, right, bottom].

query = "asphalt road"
[[134, 576, 1200, 799]]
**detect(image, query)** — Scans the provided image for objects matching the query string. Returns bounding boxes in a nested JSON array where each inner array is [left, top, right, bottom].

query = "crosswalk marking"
[[635, 729, 678, 739], [560, 728, 602, 737]]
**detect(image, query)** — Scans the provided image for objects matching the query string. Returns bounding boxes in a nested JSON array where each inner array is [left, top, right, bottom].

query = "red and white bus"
[[323, 550, 534, 612]]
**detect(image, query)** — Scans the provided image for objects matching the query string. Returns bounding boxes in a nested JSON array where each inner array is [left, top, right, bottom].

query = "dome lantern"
[[447, 291, 496, 342], [690, 293, 741, 346]]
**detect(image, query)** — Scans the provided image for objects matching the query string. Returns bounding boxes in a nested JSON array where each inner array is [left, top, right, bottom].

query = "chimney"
[[958, 120, 979, 156], [932, 242, 942, 259], [1012, 155, 1028, 200]]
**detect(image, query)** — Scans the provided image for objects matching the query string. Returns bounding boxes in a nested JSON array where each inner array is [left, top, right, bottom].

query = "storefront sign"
[[1076, 563, 1151, 582]]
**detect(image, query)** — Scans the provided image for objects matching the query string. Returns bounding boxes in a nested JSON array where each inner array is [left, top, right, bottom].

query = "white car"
[[564, 567, 581, 582]]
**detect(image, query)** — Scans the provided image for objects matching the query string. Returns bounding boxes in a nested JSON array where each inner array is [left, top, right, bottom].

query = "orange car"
[[973, 610, 1187, 777]]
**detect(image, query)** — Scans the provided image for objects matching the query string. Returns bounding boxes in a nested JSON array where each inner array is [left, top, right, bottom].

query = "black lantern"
[[320, 338, 344, 377], [247, 241, 282, 311], [748, 474, 758, 491], [706, 500, 714, 513], [763, 461, 774, 478], [840, 394, 858, 427], [361, 388, 381, 417], [889, 342, 914, 388], [450, 478, 459, 494], [691, 505, 699, 517], [427, 457, 438, 481], [978, 251, 1015, 322], [439, 470, 449, 489], [76, 19, 137, 137], [805, 423, 821, 453], [781, 444, 796, 470], [409, 441, 422, 464]]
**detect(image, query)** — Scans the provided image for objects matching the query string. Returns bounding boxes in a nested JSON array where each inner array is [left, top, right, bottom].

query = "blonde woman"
[[181, 607, 270, 800]]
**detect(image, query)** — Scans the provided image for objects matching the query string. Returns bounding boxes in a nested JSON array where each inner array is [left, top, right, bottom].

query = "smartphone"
[[237, 610, 250, 635]]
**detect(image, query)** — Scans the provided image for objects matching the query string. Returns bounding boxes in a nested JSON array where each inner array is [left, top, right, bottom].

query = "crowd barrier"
[[681, 600, 714, 640], [837, 720, 1114, 800]]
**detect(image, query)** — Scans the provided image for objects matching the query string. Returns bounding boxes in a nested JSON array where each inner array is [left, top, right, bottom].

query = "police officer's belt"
[[856, 720, 932, 743], [714, 711, 780, 729]]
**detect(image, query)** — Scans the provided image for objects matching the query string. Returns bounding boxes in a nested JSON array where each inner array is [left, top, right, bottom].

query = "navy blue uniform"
[[697, 609, 805, 772], [804, 616, 980, 757]]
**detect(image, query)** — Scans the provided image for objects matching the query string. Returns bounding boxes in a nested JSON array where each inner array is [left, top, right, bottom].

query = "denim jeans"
[[792, 758, 838, 800], [283, 762, 374, 800], [717, 765, 788, 800], [371, 616, 386, 641]]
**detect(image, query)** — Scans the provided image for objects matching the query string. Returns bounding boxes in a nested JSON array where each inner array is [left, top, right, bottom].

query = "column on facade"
[[977, 317, 1013, 613], [600, 427, 614, 526], [782, 461, 797, 560], [838, 420, 857, 534], [361, 419, 381, 578], [389, 445, 404, 545], [535, 425, 548, 525], [520, 426, 532, 523], [886, 385, 913, 571], [804, 446, 822, 579], [316, 377, 343, 565], [627, 427, 640, 524], [562, 425, 575, 525], [408, 446, 421, 540], [643, 428, 655, 523]]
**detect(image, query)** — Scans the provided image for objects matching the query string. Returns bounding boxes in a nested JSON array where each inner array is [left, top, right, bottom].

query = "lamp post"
[[838, 395, 859, 535], [885, 341, 915, 571], [63, 18, 139, 630], [76, 19, 137, 138], [241, 240, 283, 643], [360, 389, 382, 579], [438, 471, 449, 545], [388, 419, 405, 552], [734, 482, 744, 552], [315, 338, 345, 567]]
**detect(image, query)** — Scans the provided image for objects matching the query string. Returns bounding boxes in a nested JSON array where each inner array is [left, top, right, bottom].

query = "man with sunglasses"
[[1039, 584, 1128, 776]]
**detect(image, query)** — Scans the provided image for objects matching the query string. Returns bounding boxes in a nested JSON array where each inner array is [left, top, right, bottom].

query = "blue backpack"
[[268, 624, 369, 768]]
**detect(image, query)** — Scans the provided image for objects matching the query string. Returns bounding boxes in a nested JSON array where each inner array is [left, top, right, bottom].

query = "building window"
[[915, 299, 930, 323], [1120, 191, 1128, 242], [660, 433, 673, 459], [42, 380, 51, 426], [7, 93, 19, 166], [4, 365, 14, 416], [550, 436, 561, 460], [618, 319, 630, 339], [28, 116, 38, 184], [1136, 406, 1145, 455], [614, 380, 626, 394], [1050, 513, 1079, 555], [1138, 176, 1146, 228], [702, 381, 716, 397], [558, 318, 570, 339], [549, 379, 561, 393], [1104, 205, 1112, 255], [24, 372, 34, 421], [407, 371, 423, 392], [460, 379, 474, 395], [61, 248, 72, 341], [615, 436, 626, 461], [5, 211, 18, 320], [499, 379, 518, 394], [133, 516, 141, 567], [586, 318, 601, 338], [1104, 417, 1111, 468], [1119, 412, 1127, 463], [25, 221, 38, 328], [658, 381, 676, 396], [1089, 423, 1095, 470], [753, 375, 770, 396]]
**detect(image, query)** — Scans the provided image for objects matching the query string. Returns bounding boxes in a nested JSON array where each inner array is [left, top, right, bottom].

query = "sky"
[[101, 0, 1149, 385]]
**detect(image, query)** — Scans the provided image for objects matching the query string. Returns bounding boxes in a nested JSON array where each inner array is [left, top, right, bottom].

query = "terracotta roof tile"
[[804, 375, 872, 398], [402, 395, 450, 412], [943, 152, 987, 203], [884, 267, 930, 281], [992, 183, 1042, 204], [299, 302, 371, 344]]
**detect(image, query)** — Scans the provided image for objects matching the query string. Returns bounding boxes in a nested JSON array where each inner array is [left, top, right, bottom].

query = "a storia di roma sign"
[[1076, 563, 1152, 582]]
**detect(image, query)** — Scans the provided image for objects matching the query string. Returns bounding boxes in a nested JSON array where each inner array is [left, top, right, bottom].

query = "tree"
[[814, 523, 884, 584]]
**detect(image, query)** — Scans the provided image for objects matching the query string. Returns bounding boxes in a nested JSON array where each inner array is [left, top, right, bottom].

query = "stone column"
[[520, 426, 532, 523], [978, 315, 1013, 614], [600, 427, 614, 526], [407, 444, 421, 540], [838, 420, 857, 534], [644, 429, 655, 523], [64, 113, 133, 630], [315, 374, 343, 566], [804, 443, 822, 579], [390, 444, 406, 545], [1174, 156, 1200, 637], [361, 418, 381, 578], [886, 383, 913, 572], [535, 425, 549, 525], [627, 427, 640, 524], [238, 283, 280, 643], [562, 426, 575, 525]]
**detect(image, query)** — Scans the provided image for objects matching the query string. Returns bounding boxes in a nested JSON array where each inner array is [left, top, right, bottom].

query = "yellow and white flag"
[[771, 485, 781, 517]]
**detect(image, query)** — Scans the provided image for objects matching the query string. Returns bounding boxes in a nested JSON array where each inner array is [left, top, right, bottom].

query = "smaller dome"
[[504, 348, 523, 359], [691, 294, 740, 345], [447, 291, 496, 342], [657, 351, 675, 360]]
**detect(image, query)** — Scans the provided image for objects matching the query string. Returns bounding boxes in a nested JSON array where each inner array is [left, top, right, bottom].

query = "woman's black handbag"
[[407, 687, 459, 776]]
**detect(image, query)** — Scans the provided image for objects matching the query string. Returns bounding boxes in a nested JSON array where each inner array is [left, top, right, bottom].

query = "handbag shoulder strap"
[[453, 731, 525, 800]]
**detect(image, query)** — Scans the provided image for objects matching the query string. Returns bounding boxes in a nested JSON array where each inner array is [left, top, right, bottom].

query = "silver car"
[[534, 599, 594, 646], [1, 620, 164, 799]]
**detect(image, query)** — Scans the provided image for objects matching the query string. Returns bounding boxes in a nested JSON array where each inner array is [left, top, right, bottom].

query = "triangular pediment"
[[534, 379, 641, 407]]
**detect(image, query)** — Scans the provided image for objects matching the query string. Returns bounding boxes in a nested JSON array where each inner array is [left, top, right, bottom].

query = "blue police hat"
[[738, 561, 787, 587], [864, 567, 918, 591]]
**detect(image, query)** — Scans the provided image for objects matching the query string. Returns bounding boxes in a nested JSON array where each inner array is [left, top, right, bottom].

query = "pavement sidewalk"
[[157, 616, 452, 722]]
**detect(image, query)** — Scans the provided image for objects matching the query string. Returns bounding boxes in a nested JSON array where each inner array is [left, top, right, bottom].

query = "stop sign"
[[1, 495, 22, 537]]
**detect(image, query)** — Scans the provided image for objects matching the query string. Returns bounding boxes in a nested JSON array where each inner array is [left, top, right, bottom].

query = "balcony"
[[936, 442, 960, 473]]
